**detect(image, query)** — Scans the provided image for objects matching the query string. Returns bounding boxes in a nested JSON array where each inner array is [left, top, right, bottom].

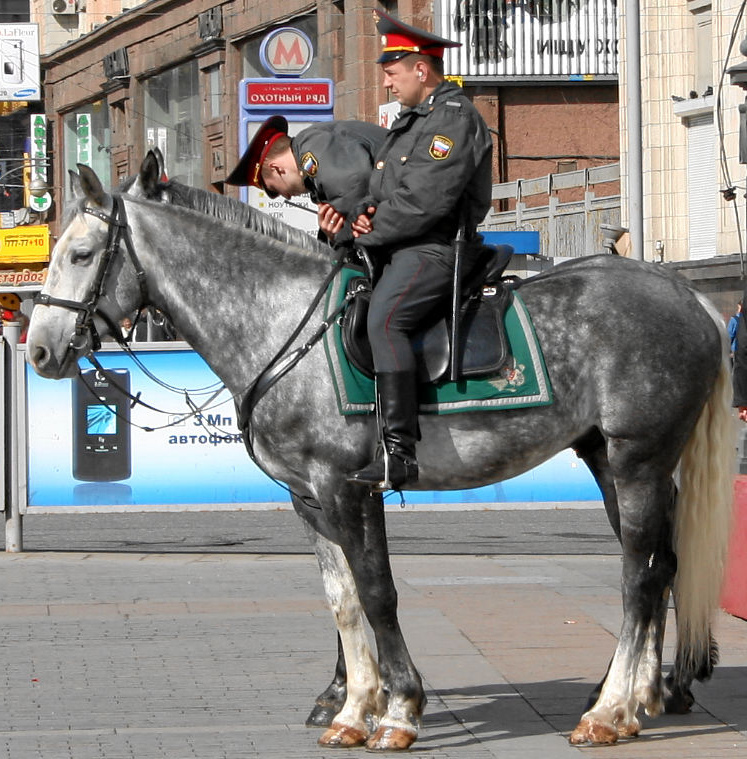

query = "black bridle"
[[35, 194, 149, 353]]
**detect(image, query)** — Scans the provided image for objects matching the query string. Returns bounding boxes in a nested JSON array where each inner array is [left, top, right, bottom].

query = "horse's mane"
[[157, 180, 332, 259]]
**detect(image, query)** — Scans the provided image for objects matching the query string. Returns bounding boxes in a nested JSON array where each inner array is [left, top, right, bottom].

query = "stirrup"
[[347, 448, 418, 493]]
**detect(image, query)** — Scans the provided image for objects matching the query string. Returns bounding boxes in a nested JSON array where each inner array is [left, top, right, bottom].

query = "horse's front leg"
[[333, 486, 426, 751], [305, 633, 347, 728], [302, 520, 386, 746]]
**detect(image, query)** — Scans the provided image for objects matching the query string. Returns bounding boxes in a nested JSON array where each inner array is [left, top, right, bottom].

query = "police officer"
[[225, 116, 387, 241], [347, 10, 493, 491]]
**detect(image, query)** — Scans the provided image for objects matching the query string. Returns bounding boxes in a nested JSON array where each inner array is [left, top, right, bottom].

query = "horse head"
[[27, 165, 145, 379]]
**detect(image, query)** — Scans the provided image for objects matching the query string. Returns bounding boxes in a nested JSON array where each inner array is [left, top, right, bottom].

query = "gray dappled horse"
[[27, 164, 734, 751]]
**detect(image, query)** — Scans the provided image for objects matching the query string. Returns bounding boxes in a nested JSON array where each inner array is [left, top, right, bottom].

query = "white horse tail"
[[674, 291, 735, 680]]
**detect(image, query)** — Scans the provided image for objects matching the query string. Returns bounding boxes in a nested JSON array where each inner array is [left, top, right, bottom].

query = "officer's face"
[[261, 162, 306, 199], [381, 59, 424, 108]]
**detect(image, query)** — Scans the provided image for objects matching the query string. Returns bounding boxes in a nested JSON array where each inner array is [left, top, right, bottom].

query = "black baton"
[[449, 221, 467, 382]]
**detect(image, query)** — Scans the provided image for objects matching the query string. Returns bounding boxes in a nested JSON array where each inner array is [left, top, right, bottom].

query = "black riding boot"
[[348, 371, 419, 492]]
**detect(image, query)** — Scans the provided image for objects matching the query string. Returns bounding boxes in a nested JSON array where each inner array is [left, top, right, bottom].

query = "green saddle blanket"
[[323, 266, 553, 415]]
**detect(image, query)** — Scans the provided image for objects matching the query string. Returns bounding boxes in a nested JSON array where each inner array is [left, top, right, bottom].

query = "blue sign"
[[25, 346, 600, 509]]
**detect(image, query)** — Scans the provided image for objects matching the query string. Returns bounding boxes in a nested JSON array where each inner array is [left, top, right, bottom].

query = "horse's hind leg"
[[574, 427, 622, 542], [576, 440, 712, 719], [570, 470, 677, 745], [661, 476, 719, 715], [663, 618, 718, 713], [302, 521, 385, 746]]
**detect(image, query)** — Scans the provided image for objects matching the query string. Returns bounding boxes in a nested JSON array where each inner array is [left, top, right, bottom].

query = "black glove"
[[351, 198, 377, 221]]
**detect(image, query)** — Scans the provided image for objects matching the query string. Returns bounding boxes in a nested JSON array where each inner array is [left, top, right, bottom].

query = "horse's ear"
[[139, 150, 162, 197], [127, 149, 164, 199], [69, 169, 84, 199], [151, 147, 166, 180], [77, 164, 107, 207]]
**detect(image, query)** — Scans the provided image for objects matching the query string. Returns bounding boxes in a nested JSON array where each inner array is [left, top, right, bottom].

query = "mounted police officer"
[[225, 116, 387, 242], [348, 10, 493, 491]]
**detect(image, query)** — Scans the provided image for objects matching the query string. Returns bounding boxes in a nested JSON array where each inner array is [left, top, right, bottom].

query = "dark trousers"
[[367, 249, 453, 373]]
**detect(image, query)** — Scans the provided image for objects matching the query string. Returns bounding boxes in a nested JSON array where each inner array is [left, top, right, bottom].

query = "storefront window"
[[143, 60, 203, 186], [242, 15, 319, 78], [63, 101, 110, 202]]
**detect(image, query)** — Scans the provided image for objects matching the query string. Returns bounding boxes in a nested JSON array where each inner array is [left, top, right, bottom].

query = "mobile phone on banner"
[[72, 369, 132, 482]]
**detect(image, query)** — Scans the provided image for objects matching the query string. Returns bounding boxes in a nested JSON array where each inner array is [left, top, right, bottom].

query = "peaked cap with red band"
[[374, 9, 461, 64], [225, 115, 289, 197]]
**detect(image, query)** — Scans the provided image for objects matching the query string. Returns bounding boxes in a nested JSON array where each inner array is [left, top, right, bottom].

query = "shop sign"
[[0, 225, 50, 264], [77, 113, 92, 167], [0, 101, 27, 116], [29, 114, 52, 212], [0, 267, 47, 288]]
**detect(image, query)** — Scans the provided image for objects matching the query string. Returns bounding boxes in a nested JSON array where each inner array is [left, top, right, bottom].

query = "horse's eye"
[[70, 249, 93, 265]]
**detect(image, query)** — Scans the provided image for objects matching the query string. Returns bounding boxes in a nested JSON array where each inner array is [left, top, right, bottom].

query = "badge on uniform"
[[429, 135, 454, 160], [301, 151, 319, 177]]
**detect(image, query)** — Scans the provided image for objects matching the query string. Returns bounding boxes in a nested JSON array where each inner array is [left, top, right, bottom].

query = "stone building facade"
[[617, 0, 746, 270], [36, 0, 621, 240]]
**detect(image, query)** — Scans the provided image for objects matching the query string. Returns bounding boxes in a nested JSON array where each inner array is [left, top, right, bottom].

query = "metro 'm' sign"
[[260, 27, 313, 77]]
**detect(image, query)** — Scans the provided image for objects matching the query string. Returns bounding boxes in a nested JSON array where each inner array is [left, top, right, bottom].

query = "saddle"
[[341, 244, 515, 384]]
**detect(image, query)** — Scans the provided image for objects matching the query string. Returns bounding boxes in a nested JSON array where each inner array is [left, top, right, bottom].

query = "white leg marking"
[[581, 627, 643, 737], [634, 616, 665, 717], [309, 528, 384, 731]]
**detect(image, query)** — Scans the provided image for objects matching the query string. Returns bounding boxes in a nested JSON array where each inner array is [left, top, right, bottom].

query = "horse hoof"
[[617, 719, 640, 738], [569, 717, 618, 745], [318, 723, 368, 748], [365, 725, 417, 751], [306, 703, 339, 728], [664, 687, 694, 714]]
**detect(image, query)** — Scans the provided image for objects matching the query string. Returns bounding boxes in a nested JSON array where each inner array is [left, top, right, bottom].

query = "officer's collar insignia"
[[301, 151, 319, 177], [429, 135, 454, 160]]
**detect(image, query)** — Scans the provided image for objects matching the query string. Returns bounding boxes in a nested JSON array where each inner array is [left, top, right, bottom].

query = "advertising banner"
[[24, 345, 600, 511], [0, 225, 49, 264], [25, 346, 286, 510], [438, 0, 618, 80], [0, 24, 40, 101]]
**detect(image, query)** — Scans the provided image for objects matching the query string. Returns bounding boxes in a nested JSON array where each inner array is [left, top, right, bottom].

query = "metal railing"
[[479, 162, 621, 259]]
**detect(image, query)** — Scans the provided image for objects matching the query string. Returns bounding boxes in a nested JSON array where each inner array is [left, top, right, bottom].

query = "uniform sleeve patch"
[[301, 151, 319, 177], [429, 135, 454, 160]]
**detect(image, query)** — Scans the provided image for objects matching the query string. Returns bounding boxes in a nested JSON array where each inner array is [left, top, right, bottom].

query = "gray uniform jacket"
[[358, 80, 493, 259], [290, 121, 388, 219]]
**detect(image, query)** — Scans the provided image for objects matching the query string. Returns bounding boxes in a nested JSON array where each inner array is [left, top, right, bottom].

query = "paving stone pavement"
[[0, 551, 745, 758]]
